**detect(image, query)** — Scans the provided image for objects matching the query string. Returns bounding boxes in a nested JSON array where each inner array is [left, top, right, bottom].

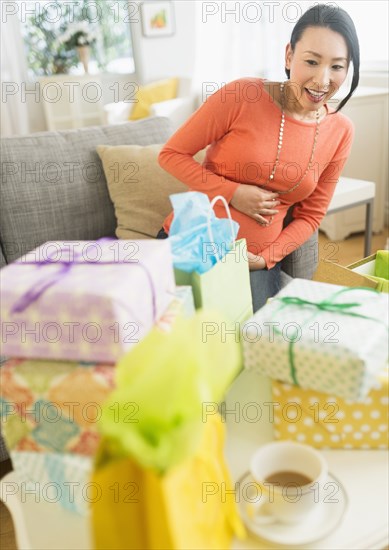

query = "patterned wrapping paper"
[[0, 287, 196, 456], [0, 240, 176, 362], [0, 287, 196, 516], [156, 286, 195, 332], [10, 451, 92, 516], [0, 358, 116, 456], [272, 368, 388, 449], [242, 279, 389, 401]]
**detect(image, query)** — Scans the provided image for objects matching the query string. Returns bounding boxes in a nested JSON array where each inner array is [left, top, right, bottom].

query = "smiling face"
[[285, 26, 349, 116]]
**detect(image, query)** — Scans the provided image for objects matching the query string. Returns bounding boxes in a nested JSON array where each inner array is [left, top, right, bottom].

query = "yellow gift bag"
[[91, 311, 246, 549], [92, 414, 244, 550]]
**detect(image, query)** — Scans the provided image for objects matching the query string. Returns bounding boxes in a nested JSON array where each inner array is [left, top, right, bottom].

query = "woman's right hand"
[[230, 185, 280, 226]]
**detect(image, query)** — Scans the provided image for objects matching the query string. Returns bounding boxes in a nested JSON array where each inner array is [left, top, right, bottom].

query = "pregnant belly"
[[213, 203, 289, 255]]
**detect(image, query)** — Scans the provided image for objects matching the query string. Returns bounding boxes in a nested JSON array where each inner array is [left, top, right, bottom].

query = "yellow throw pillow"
[[129, 78, 179, 120], [96, 144, 205, 240]]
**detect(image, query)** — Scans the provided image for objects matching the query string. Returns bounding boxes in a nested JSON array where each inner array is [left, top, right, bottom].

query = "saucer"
[[237, 471, 348, 546]]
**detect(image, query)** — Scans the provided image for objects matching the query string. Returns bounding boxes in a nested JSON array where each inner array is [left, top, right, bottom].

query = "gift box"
[[0, 239, 175, 362], [10, 451, 92, 515], [242, 279, 389, 400], [0, 288, 196, 456], [156, 286, 195, 332], [0, 358, 115, 455], [314, 250, 389, 293], [272, 367, 388, 449]]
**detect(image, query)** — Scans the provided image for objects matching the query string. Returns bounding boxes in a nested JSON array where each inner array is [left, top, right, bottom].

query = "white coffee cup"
[[247, 441, 328, 525]]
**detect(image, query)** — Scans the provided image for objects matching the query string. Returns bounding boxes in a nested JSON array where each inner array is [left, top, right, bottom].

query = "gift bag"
[[172, 194, 253, 324], [92, 414, 245, 550], [91, 311, 245, 549]]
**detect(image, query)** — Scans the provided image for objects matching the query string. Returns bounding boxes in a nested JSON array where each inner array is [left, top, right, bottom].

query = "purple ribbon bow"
[[10, 239, 157, 320]]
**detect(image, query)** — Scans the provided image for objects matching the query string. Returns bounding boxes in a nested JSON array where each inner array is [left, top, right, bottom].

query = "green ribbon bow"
[[273, 286, 384, 386]]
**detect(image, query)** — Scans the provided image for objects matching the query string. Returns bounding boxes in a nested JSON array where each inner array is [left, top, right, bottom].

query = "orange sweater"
[[159, 78, 354, 268]]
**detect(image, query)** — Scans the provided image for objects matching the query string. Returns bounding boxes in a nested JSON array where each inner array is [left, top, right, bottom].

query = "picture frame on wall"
[[140, 1, 175, 37]]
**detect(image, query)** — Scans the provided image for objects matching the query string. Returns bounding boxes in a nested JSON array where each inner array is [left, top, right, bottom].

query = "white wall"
[[15, 0, 389, 134], [130, 1, 196, 84]]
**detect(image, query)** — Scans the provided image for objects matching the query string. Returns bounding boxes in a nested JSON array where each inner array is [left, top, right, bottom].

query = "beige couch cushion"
[[97, 144, 205, 239]]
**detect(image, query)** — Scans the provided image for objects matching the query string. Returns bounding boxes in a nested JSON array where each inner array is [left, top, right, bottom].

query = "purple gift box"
[[0, 239, 175, 362]]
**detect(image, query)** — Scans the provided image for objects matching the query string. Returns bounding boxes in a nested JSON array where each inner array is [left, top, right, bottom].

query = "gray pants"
[[249, 263, 282, 312], [249, 221, 319, 312]]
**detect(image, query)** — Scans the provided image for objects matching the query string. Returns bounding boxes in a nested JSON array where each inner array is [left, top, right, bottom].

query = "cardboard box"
[[314, 252, 388, 292]]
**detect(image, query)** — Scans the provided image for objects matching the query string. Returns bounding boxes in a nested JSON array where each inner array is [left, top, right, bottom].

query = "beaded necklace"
[[267, 81, 321, 195]]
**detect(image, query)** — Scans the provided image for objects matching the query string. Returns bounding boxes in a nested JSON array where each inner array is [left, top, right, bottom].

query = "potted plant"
[[56, 22, 97, 73], [22, 10, 79, 76]]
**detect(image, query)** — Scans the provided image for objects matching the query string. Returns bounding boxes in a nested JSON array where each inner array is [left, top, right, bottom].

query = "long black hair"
[[285, 4, 360, 112]]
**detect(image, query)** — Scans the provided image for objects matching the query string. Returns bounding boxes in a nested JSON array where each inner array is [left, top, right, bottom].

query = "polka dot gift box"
[[272, 367, 388, 449], [242, 279, 389, 401], [0, 240, 176, 362]]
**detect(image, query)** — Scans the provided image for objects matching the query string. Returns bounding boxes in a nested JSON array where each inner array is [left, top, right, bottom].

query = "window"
[[19, 0, 135, 78]]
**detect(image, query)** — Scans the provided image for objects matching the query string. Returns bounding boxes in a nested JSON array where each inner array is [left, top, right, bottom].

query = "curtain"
[[1, 11, 30, 136], [192, 1, 267, 98], [192, 1, 359, 100]]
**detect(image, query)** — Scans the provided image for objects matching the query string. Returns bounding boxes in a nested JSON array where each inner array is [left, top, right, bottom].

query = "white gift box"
[[10, 451, 92, 516], [242, 279, 389, 400]]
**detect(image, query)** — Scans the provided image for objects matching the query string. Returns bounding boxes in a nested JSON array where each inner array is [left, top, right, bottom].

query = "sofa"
[[0, 116, 318, 469], [103, 78, 197, 131], [0, 117, 171, 267], [0, 116, 318, 270]]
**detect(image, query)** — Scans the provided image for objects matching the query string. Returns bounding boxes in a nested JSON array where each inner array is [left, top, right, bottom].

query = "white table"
[[1, 369, 388, 549], [224, 370, 389, 549], [325, 177, 375, 257]]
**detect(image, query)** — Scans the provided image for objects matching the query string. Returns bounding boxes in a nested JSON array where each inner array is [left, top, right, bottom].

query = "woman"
[[158, 4, 360, 311]]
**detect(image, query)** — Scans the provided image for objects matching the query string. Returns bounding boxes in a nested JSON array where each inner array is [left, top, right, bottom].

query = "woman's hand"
[[230, 185, 280, 226], [247, 252, 267, 271]]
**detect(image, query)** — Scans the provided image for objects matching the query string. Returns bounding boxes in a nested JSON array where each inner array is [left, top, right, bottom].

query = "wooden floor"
[[0, 501, 17, 550], [318, 227, 389, 266], [1, 228, 388, 550]]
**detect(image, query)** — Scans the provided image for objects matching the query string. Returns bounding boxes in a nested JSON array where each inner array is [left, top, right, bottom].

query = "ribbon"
[[10, 239, 157, 321], [272, 286, 385, 386]]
